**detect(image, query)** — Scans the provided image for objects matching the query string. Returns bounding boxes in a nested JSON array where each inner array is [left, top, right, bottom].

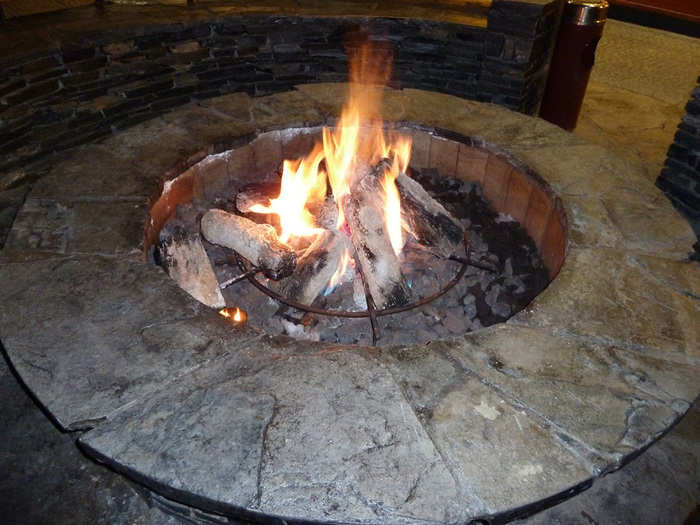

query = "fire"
[[328, 247, 352, 290], [219, 307, 247, 324], [249, 144, 326, 243], [247, 41, 412, 286]]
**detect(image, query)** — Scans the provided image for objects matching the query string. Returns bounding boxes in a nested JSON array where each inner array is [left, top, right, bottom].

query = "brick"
[[5, 79, 61, 105]]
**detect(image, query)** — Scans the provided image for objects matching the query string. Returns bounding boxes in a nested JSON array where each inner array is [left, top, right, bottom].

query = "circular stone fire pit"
[[147, 123, 563, 346], [1, 86, 698, 524]]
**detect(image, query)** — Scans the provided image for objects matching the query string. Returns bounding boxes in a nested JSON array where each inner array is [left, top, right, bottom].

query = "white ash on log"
[[342, 163, 410, 309], [155, 211, 226, 308], [280, 229, 349, 306], [200, 209, 296, 280], [395, 172, 464, 258]]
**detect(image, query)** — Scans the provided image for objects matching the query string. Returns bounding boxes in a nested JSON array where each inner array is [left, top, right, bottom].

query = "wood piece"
[[155, 215, 225, 309], [342, 163, 410, 309], [280, 229, 349, 306], [396, 172, 464, 258], [200, 209, 296, 280], [235, 182, 281, 213]]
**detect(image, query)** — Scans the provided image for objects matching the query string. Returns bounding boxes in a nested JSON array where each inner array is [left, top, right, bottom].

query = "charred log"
[[342, 163, 410, 309], [200, 209, 296, 280], [155, 207, 225, 308], [280, 229, 349, 306], [396, 172, 464, 258]]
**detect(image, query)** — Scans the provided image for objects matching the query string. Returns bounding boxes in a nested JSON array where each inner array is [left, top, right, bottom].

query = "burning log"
[[235, 182, 280, 213], [342, 163, 410, 309], [280, 229, 349, 306], [155, 211, 226, 309], [396, 172, 464, 259], [200, 209, 296, 280]]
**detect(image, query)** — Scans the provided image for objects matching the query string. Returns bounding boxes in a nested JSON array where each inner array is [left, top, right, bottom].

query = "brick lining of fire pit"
[[1, 86, 699, 524]]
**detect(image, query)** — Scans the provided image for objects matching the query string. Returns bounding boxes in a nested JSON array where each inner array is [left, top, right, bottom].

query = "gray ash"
[[169, 166, 550, 346]]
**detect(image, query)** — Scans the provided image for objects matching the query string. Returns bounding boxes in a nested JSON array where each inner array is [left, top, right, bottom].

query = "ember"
[[218, 307, 247, 324]]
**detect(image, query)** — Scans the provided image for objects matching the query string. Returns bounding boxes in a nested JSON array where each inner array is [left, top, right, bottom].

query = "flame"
[[246, 41, 413, 287], [328, 247, 352, 290], [249, 144, 326, 243], [219, 307, 247, 324]]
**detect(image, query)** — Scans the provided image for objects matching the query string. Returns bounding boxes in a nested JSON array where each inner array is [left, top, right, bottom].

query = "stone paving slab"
[[433, 325, 697, 470], [379, 342, 592, 514], [1, 87, 698, 522], [0, 254, 260, 429], [510, 247, 700, 362], [79, 342, 470, 523]]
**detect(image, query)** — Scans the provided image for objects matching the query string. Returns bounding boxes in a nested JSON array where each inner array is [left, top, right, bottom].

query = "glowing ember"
[[219, 307, 247, 324]]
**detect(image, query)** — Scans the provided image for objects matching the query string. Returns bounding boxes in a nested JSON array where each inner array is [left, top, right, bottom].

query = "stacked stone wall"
[[0, 3, 561, 183], [657, 79, 700, 223]]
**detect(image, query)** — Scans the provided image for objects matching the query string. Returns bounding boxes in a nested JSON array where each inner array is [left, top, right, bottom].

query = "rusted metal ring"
[[234, 232, 471, 320]]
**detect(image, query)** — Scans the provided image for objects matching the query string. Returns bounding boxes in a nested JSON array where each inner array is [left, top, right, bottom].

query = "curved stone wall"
[[0, 0, 562, 186]]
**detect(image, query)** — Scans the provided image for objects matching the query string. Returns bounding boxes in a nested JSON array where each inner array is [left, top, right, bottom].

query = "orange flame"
[[249, 144, 326, 243], [328, 247, 352, 290], [219, 307, 247, 324], [247, 41, 413, 284]]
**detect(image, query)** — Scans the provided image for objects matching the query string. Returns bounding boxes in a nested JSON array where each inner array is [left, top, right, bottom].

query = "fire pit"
[[1, 84, 698, 524]]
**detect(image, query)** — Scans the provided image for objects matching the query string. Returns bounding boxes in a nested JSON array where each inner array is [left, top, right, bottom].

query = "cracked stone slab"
[[98, 117, 208, 175], [2, 198, 147, 261], [80, 343, 466, 523], [0, 255, 260, 429], [511, 247, 700, 361], [160, 102, 257, 147], [601, 188, 696, 256], [252, 89, 325, 130], [435, 326, 695, 468], [31, 144, 161, 200], [379, 343, 592, 515]]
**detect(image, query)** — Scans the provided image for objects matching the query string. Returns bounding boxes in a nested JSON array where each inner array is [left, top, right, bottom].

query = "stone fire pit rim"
[[0, 86, 697, 525]]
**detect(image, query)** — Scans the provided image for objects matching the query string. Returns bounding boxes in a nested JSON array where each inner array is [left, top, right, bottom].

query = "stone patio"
[[1, 86, 698, 523]]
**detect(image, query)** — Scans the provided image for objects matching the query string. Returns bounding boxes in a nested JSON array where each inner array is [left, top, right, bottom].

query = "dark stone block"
[[254, 80, 295, 96], [197, 65, 257, 82], [212, 21, 246, 36], [5, 79, 61, 105], [686, 99, 700, 115], [0, 133, 31, 155], [0, 78, 26, 98], [102, 98, 152, 118], [21, 55, 61, 74], [151, 94, 192, 112], [673, 129, 699, 150], [657, 173, 700, 211], [61, 70, 101, 87], [668, 143, 689, 164], [211, 48, 237, 59], [61, 47, 95, 63], [109, 110, 159, 131], [124, 79, 173, 98], [68, 57, 109, 74], [665, 158, 699, 180]]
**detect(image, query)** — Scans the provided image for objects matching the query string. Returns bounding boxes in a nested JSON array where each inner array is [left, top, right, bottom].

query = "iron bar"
[[234, 232, 473, 345]]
